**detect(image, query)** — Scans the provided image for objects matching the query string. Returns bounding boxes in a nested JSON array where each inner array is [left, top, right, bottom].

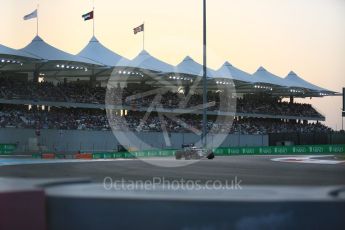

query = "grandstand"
[[0, 35, 341, 151], [1, 2, 345, 230]]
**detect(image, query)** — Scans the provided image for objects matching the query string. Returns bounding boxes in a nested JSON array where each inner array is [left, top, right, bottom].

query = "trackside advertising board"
[[0, 144, 17, 154], [31, 145, 345, 159], [212, 144, 345, 156]]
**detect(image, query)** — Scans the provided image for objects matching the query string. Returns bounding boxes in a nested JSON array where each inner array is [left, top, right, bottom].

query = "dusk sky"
[[1, 0, 344, 129]]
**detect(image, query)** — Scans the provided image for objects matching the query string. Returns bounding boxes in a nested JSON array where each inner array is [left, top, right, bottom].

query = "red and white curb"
[[271, 156, 345, 165]]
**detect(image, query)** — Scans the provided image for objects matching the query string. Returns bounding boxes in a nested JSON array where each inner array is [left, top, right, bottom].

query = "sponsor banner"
[[30, 145, 345, 159], [92, 145, 345, 159], [107, 145, 345, 159], [0, 144, 17, 154], [212, 144, 345, 156]]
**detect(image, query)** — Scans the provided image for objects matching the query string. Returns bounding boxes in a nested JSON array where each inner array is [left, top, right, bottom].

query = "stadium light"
[[0, 58, 23, 65]]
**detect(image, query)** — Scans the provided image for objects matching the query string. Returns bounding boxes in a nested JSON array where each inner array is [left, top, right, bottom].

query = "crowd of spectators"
[[0, 78, 66, 101], [0, 105, 332, 134], [236, 97, 320, 117], [0, 106, 108, 131], [0, 78, 323, 118]]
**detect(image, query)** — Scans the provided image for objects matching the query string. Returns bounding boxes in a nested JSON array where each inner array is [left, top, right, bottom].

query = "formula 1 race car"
[[175, 144, 215, 160]]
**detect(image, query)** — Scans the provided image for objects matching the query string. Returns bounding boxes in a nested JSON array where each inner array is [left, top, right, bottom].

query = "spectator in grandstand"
[[0, 105, 332, 134], [0, 77, 323, 118]]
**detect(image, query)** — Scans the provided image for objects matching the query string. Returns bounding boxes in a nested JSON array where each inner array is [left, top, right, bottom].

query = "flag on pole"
[[23, 9, 37, 20], [82, 11, 94, 21], [133, 24, 144, 35]]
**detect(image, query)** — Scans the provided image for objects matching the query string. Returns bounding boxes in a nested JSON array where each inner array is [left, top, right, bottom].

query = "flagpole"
[[92, 0, 95, 37], [36, 4, 39, 36], [93, 6, 95, 36], [143, 21, 145, 50]]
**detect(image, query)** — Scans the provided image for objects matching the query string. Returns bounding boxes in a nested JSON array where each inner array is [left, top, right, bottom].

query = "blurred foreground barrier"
[[0, 179, 46, 230], [45, 183, 345, 230]]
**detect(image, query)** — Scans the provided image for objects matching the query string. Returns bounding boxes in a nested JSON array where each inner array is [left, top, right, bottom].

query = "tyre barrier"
[[75, 153, 93, 160], [41, 153, 55, 159]]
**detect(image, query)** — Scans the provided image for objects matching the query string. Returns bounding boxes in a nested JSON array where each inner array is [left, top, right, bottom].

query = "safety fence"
[[269, 132, 345, 145], [30, 144, 345, 159]]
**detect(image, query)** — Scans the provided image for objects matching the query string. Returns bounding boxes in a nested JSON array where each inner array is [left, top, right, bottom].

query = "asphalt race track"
[[0, 156, 344, 185]]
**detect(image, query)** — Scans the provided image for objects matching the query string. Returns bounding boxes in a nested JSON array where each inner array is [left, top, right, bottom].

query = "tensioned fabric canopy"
[[118, 50, 175, 73], [252, 67, 288, 87], [20, 36, 101, 65], [175, 56, 216, 78], [0, 36, 337, 95], [78, 36, 128, 67], [0, 44, 40, 72], [284, 71, 333, 93], [216, 61, 255, 83], [0, 44, 39, 60]]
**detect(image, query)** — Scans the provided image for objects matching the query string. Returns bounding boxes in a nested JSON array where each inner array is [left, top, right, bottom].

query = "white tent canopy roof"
[[0, 36, 336, 94], [118, 50, 175, 73], [19, 36, 101, 65], [284, 71, 331, 92], [216, 61, 254, 83], [78, 36, 128, 67], [252, 66, 287, 87], [176, 56, 216, 78], [0, 44, 39, 60]]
